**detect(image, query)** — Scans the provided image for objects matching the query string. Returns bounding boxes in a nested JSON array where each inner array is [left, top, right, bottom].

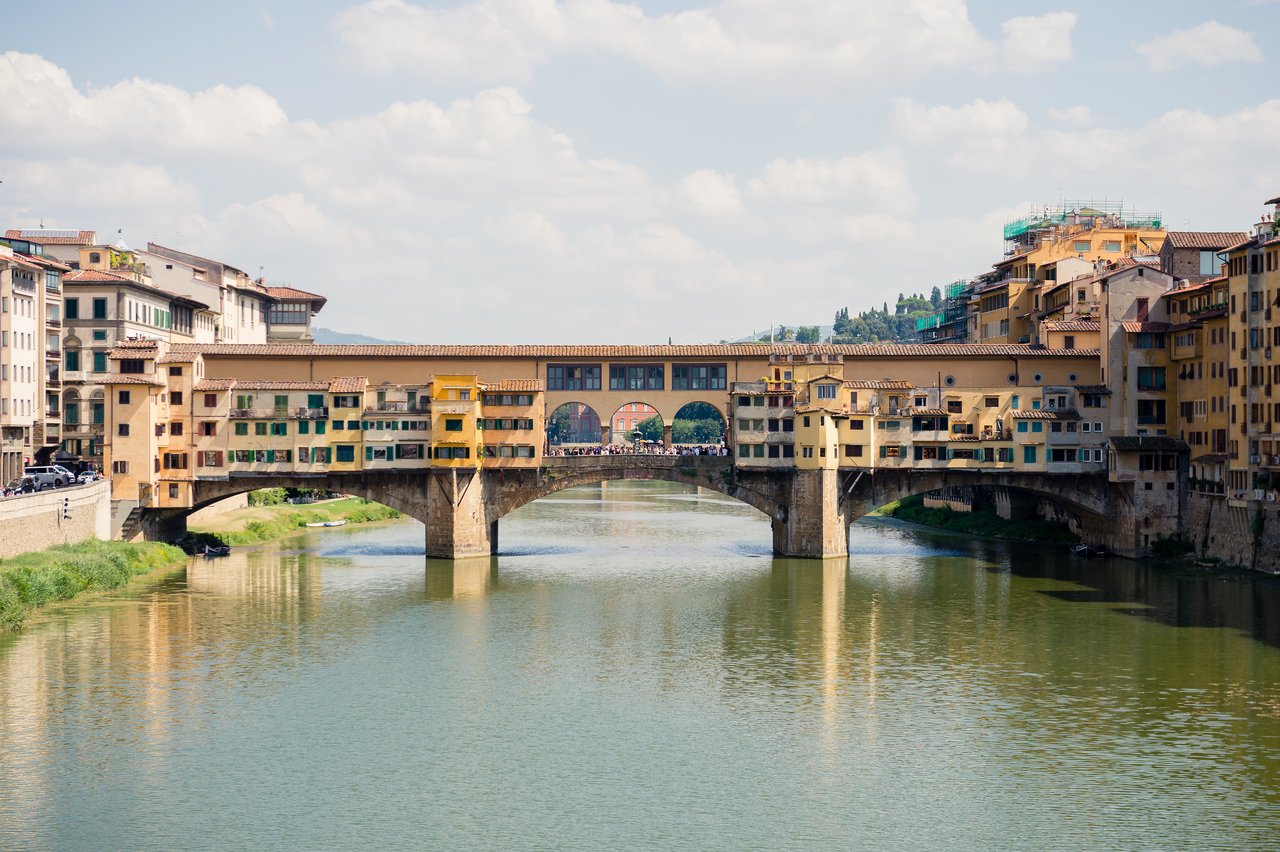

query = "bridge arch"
[[547, 401, 602, 446], [671, 401, 726, 445], [607, 401, 663, 445]]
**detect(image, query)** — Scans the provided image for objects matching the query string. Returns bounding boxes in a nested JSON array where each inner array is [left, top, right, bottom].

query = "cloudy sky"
[[2, 0, 1278, 343]]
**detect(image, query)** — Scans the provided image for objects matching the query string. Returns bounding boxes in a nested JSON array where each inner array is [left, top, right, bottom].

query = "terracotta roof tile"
[[481, 379, 544, 392], [265, 285, 327, 304], [1074, 385, 1112, 395], [4, 229, 95, 246], [100, 373, 162, 386], [842, 379, 914, 389], [1120, 322, 1171, 333], [910, 408, 951, 417], [64, 268, 135, 283], [1012, 409, 1081, 420], [171, 343, 1098, 359], [230, 380, 331, 391], [15, 252, 71, 272], [1163, 231, 1249, 250], [328, 376, 367, 393], [155, 353, 196, 364], [1041, 319, 1100, 333], [194, 378, 236, 391]]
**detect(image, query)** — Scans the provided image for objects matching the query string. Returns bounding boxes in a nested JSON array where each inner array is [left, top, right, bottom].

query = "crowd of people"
[[546, 443, 729, 457]]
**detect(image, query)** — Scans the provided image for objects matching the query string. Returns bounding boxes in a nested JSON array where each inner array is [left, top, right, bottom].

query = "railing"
[[11, 277, 34, 292], [364, 402, 428, 414], [296, 406, 329, 419], [45, 349, 60, 359], [45, 318, 61, 328]]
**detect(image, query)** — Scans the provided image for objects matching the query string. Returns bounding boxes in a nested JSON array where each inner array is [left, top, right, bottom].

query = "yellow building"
[[327, 376, 369, 472], [479, 380, 544, 467], [428, 374, 481, 467]]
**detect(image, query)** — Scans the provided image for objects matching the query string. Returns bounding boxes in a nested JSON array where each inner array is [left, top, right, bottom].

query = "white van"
[[24, 465, 74, 490]]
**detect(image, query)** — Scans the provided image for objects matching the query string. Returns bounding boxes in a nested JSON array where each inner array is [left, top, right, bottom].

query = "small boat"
[[203, 545, 232, 557], [304, 520, 347, 528], [1070, 543, 1105, 557]]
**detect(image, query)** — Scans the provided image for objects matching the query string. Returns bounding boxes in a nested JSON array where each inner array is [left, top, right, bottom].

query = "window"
[[92, 297, 107, 320], [268, 302, 309, 325], [1073, 241, 1090, 252], [65, 349, 80, 371], [64, 298, 79, 319], [271, 422, 288, 436], [170, 391, 183, 405], [333, 394, 361, 408], [233, 422, 248, 436], [255, 422, 268, 436], [201, 451, 223, 467], [1199, 250, 1219, 276], [1103, 240, 1121, 253], [1023, 446, 1037, 464], [845, 444, 863, 457], [298, 421, 310, 435], [201, 421, 217, 436], [111, 460, 128, 474], [118, 391, 131, 405], [117, 423, 130, 436], [162, 453, 188, 470], [336, 445, 356, 463], [92, 351, 107, 372], [170, 422, 184, 436], [546, 364, 601, 390], [816, 384, 837, 399], [445, 418, 463, 432], [608, 365, 664, 390], [1137, 367, 1166, 391], [849, 419, 864, 430], [204, 393, 218, 408], [672, 364, 727, 390], [984, 396, 998, 408], [169, 366, 183, 377], [433, 446, 471, 459]]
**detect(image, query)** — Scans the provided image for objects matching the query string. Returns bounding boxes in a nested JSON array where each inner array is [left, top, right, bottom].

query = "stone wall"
[[0, 480, 112, 559], [186, 493, 249, 525], [1185, 493, 1280, 572]]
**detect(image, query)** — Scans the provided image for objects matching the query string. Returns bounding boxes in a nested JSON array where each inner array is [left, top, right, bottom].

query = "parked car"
[[77, 470, 100, 485], [24, 465, 74, 490], [3, 475, 37, 496]]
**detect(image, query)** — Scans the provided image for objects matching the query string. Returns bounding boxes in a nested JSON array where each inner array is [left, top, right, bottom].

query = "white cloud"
[[1137, 21, 1263, 72], [1046, 105, 1095, 126], [745, 151, 915, 213], [333, 0, 1002, 90], [891, 97, 1029, 169], [1001, 11, 1077, 71], [677, 170, 743, 218]]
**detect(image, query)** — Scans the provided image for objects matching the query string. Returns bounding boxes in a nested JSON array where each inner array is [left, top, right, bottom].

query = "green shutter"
[[266, 450, 275, 463], [365, 446, 373, 461]]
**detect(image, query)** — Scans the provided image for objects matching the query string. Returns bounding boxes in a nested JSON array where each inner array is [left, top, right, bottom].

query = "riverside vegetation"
[[189, 491, 403, 547], [0, 540, 186, 632], [880, 494, 1079, 544]]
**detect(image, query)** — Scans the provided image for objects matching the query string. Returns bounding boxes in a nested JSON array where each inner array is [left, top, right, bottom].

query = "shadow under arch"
[[608, 401, 663, 445], [672, 400, 726, 445]]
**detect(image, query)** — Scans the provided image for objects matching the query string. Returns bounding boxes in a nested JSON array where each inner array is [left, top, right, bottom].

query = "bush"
[[0, 540, 186, 632], [889, 494, 1078, 544], [248, 488, 288, 506]]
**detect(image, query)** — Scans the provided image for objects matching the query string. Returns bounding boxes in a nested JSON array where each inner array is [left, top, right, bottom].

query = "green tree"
[[632, 415, 663, 442], [796, 326, 821, 344], [930, 286, 942, 308]]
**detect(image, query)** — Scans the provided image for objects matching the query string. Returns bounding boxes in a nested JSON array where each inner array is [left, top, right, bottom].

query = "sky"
[[2, 0, 1279, 343]]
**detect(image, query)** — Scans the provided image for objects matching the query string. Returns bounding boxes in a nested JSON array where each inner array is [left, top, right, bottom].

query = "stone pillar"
[[772, 468, 849, 558], [601, 425, 611, 446], [991, 485, 1036, 521], [425, 467, 492, 558], [663, 424, 673, 448]]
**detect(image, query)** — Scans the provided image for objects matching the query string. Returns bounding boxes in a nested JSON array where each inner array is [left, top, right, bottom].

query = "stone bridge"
[[152, 456, 1141, 558]]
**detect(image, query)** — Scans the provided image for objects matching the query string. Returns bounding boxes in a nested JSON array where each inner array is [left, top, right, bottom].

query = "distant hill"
[[312, 327, 409, 345]]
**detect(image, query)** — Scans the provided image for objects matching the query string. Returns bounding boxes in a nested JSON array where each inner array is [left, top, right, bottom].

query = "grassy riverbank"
[[878, 494, 1079, 544], [189, 497, 403, 546], [0, 540, 187, 632]]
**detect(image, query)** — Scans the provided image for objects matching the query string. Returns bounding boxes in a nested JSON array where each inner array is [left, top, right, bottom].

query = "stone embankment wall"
[[187, 493, 249, 525], [0, 480, 111, 559], [1185, 493, 1280, 572]]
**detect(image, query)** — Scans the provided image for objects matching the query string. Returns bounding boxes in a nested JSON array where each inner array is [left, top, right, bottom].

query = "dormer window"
[[120, 359, 145, 374]]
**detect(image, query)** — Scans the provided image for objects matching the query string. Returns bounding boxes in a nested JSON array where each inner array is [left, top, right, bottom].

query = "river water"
[[2, 481, 1280, 850]]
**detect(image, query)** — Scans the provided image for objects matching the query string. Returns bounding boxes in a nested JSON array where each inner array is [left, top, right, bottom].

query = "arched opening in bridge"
[[671, 402, 725, 446], [608, 402, 663, 446], [547, 402, 602, 447]]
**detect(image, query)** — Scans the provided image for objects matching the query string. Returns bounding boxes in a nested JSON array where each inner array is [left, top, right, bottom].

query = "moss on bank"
[[883, 495, 1079, 544], [189, 497, 402, 547], [0, 540, 187, 632]]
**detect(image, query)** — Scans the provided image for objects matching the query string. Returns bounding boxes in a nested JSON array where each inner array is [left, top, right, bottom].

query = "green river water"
[[2, 480, 1279, 850]]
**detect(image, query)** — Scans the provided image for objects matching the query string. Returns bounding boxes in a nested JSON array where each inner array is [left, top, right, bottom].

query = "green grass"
[[190, 498, 403, 546], [886, 494, 1079, 544], [0, 540, 187, 632]]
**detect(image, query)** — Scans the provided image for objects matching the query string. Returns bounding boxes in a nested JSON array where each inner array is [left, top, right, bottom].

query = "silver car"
[[24, 465, 74, 490]]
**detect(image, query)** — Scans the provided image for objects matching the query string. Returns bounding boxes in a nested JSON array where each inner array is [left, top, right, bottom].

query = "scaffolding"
[[1003, 200, 1162, 242]]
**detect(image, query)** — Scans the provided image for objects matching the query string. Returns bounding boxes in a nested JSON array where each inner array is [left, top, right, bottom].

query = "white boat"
[[304, 520, 348, 528]]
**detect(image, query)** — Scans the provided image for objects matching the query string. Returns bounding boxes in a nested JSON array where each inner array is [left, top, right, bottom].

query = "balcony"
[[45, 318, 61, 329], [296, 406, 329, 419], [45, 349, 61, 360], [364, 402, 427, 415]]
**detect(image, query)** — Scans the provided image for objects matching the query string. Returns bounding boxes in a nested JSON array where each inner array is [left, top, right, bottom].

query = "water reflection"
[[1, 483, 1279, 848]]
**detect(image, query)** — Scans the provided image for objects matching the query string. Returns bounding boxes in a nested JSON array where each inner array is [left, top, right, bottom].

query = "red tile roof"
[[842, 379, 914, 389], [265, 286, 327, 306], [481, 379, 544, 392], [1012, 409, 1081, 420], [4, 229, 95, 246], [228, 380, 331, 391], [328, 376, 367, 393], [64, 268, 134, 283], [100, 374, 162, 386], [1120, 322, 1171, 333], [171, 343, 1098, 359], [15, 252, 71, 272], [1163, 231, 1249, 250], [1041, 319, 1100, 333], [1074, 385, 1112, 395], [193, 379, 236, 391]]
